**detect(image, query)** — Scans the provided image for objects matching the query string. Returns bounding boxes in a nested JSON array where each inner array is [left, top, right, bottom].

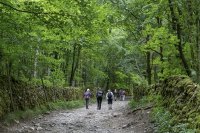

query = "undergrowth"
[[128, 95, 161, 109], [129, 95, 196, 133], [3, 100, 84, 125], [151, 106, 196, 133]]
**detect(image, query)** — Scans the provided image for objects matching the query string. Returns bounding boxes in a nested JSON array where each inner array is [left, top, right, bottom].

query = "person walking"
[[122, 90, 126, 101], [106, 89, 114, 110], [96, 88, 103, 110], [84, 89, 91, 109], [119, 89, 123, 101], [114, 89, 118, 101]]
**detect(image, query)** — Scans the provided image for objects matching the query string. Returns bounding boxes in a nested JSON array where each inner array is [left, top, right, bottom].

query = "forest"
[[0, 0, 200, 132]]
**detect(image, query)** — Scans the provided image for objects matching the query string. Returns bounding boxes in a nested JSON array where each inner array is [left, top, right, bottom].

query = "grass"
[[128, 95, 196, 133], [151, 106, 197, 133], [46, 100, 83, 110], [128, 96, 154, 109], [3, 100, 84, 125]]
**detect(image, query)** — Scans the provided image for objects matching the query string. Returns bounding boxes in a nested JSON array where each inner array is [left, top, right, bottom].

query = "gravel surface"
[[2, 100, 154, 133]]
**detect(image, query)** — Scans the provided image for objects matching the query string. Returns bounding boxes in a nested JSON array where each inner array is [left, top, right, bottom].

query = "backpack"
[[107, 92, 112, 99], [97, 91, 103, 97], [84, 91, 90, 99]]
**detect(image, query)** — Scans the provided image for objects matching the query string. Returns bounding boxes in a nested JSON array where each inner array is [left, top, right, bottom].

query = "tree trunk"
[[69, 44, 81, 86], [168, 0, 191, 76], [146, 51, 151, 84], [157, 17, 164, 75], [146, 36, 151, 85], [62, 50, 70, 84], [196, 18, 200, 82], [7, 61, 15, 111], [33, 37, 40, 78], [186, 0, 195, 64]]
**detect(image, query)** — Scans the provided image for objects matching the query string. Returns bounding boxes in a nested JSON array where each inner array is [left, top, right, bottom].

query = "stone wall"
[[151, 75, 200, 129], [0, 75, 83, 118]]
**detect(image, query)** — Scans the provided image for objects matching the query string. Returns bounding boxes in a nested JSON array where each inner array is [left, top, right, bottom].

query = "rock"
[[89, 128, 94, 131], [84, 116, 91, 119], [23, 126, 28, 129], [45, 111, 50, 115], [41, 123, 47, 126], [49, 123, 56, 127], [16, 129, 24, 133], [68, 126, 73, 129], [122, 123, 132, 129], [113, 113, 118, 117], [34, 123, 40, 127], [14, 120, 20, 124], [61, 122, 67, 125], [94, 125, 99, 128], [29, 127, 35, 131], [45, 128, 52, 131], [122, 125, 127, 129], [87, 112, 94, 115], [38, 115, 43, 119], [36, 126, 43, 131], [22, 126, 35, 133]]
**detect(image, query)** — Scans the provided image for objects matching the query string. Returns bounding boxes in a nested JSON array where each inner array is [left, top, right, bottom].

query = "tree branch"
[[121, 0, 138, 20], [0, 1, 72, 17], [147, 48, 162, 56], [0, 1, 37, 14]]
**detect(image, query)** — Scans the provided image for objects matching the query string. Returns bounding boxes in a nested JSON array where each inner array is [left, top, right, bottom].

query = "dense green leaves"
[[1, 0, 200, 89]]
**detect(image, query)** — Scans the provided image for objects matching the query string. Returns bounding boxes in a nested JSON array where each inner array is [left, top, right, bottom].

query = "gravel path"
[[3, 100, 154, 133]]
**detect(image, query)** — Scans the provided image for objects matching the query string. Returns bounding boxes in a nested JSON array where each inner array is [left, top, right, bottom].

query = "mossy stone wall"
[[152, 75, 200, 130], [0, 76, 83, 119]]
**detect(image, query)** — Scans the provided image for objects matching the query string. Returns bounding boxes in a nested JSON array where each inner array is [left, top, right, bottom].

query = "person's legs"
[[86, 99, 89, 109], [108, 104, 111, 110], [97, 98, 99, 109], [110, 99, 112, 109], [108, 99, 112, 110], [122, 95, 125, 101], [99, 97, 102, 110], [107, 100, 110, 109], [97, 98, 100, 110]]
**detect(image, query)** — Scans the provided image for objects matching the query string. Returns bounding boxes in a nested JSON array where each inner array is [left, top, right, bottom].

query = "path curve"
[[4, 100, 154, 133]]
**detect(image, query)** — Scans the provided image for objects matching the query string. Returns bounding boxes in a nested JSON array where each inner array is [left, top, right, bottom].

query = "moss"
[[0, 75, 84, 118], [150, 75, 200, 131]]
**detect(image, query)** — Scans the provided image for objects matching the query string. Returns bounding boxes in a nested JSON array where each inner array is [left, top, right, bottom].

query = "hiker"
[[119, 89, 123, 101], [84, 88, 91, 109], [114, 89, 118, 101], [106, 89, 114, 110], [122, 90, 126, 101], [96, 88, 103, 110]]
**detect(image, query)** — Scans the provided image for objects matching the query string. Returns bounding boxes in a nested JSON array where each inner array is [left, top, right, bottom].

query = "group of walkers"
[[83, 88, 126, 110]]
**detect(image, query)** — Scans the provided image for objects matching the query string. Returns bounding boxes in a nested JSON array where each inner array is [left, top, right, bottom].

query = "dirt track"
[[2, 100, 154, 133]]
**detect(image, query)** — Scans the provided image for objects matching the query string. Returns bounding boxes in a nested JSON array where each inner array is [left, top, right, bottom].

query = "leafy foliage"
[[1, 0, 200, 131]]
